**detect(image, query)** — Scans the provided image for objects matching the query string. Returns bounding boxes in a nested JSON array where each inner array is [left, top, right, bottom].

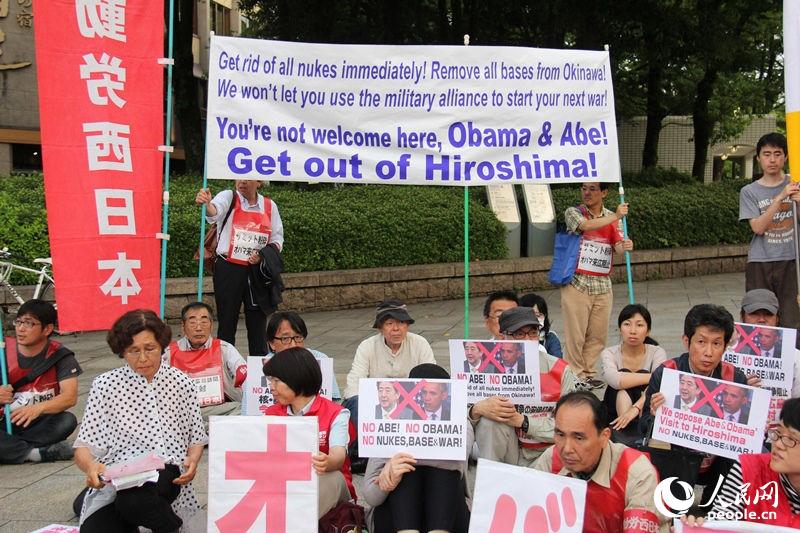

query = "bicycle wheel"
[[38, 280, 55, 307]]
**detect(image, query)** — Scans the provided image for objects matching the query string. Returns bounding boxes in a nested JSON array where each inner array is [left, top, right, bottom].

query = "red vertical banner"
[[33, 0, 164, 331]]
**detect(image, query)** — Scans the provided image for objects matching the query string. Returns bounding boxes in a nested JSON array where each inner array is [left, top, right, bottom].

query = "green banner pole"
[[0, 314, 12, 434], [158, 0, 177, 318]]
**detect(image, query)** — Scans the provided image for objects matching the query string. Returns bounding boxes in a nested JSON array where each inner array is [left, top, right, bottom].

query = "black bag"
[[193, 193, 236, 274], [318, 501, 365, 533]]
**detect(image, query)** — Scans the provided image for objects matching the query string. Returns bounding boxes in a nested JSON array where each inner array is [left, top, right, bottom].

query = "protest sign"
[[208, 416, 317, 533], [206, 36, 621, 186], [469, 458, 587, 533], [357, 378, 468, 460], [33, 0, 163, 331], [652, 369, 771, 460], [30, 527, 79, 533], [449, 339, 541, 404], [724, 323, 796, 422], [242, 355, 333, 415]]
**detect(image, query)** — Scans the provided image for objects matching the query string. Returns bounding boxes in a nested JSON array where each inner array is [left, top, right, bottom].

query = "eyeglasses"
[[273, 335, 305, 346], [510, 327, 539, 340], [767, 428, 799, 449], [185, 317, 212, 326], [13, 319, 41, 329], [124, 346, 162, 359]]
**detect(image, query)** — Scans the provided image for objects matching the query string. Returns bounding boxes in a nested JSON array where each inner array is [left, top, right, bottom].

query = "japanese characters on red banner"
[[357, 378, 468, 460], [242, 355, 334, 415], [32, 0, 164, 331], [724, 322, 796, 422], [469, 459, 587, 533], [208, 416, 317, 533], [652, 369, 771, 460]]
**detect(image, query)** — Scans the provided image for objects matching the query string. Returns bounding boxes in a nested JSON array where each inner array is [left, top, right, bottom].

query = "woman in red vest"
[[262, 348, 355, 517], [686, 397, 800, 526]]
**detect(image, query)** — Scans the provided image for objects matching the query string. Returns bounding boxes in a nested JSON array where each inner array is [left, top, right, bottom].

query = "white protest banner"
[[358, 378, 468, 460], [208, 416, 317, 532], [30, 527, 79, 533], [206, 36, 620, 185], [652, 369, 771, 460], [724, 322, 796, 422], [242, 355, 333, 415], [469, 458, 586, 533], [449, 339, 541, 404]]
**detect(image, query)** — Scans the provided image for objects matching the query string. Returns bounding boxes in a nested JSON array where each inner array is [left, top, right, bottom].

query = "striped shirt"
[[711, 460, 800, 515]]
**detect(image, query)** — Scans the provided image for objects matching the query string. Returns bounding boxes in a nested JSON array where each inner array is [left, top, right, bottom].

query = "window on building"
[[211, 1, 231, 36], [12, 144, 43, 173]]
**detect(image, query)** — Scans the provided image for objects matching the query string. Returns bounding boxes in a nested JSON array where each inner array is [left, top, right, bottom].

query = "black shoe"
[[350, 457, 368, 474], [39, 441, 74, 462]]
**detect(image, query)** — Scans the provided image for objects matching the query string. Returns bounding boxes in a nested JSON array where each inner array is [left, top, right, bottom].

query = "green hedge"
[[551, 180, 751, 249], [0, 174, 507, 278]]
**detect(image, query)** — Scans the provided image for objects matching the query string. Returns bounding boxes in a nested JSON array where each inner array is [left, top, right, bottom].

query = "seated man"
[[0, 299, 80, 463], [483, 291, 519, 340], [533, 391, 666, 533], [639, 304, 748, 487], [163, 302, 247, 418], [471, 307, 577, 466], [343, 299, 436, 471]]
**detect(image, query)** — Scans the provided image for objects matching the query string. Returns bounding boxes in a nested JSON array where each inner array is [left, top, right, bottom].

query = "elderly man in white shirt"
[[343, 299, 435, 472]]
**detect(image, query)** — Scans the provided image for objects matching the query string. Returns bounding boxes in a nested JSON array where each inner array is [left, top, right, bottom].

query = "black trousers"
[[376, 466, 469, 532], [213, 258, 268, 357], [80, 465, 182, 533], [0, 411, 76, 464]]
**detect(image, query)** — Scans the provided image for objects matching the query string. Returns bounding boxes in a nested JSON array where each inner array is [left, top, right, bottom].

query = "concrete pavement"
[[0, 271, 746, 532]]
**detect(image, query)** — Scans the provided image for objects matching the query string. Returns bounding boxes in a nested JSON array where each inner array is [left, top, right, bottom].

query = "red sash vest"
[[740, 453, 800, 526], [574, 206, 622, 277], [226, 194, 273, 265], [5, 338, 61, 408], [518, 358, 568, 449], [168, 339, 225, 406], [551, 446, 659, 533], [266, 395, 356, 498]]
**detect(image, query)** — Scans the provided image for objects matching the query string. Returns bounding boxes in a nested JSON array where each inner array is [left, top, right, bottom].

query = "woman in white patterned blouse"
[[74, 310, 208, 533]]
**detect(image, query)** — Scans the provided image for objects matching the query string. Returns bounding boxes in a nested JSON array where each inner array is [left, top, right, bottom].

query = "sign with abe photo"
[[723, 322, 796, 422], [242, 355, 334, 415], [651, 369, 771, 460], [357, 378, 468, 460]]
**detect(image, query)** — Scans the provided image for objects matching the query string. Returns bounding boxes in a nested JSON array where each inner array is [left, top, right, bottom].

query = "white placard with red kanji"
[[470, 458, 587, 532], [242, 355, 334, 415], [357, 378, 468, 460], [207, 416, 318, 532], [652, 369, 771, 460]]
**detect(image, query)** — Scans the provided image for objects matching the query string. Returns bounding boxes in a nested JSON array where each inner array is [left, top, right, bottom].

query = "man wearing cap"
[[343, 299, 436, 471], [470, 307, 578, 466], [739, 288, 800, 399]]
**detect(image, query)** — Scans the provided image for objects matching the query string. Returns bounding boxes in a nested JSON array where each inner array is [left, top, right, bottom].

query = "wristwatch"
[[520, 415, 529, 433]]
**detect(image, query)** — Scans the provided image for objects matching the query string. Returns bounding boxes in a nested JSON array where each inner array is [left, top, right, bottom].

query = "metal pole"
[[463, 34, 470, 338], [0, 314, 12, 434], [619, 185, 635, 304], [196, 33, 214, 301], [159, 0, 177, 318]]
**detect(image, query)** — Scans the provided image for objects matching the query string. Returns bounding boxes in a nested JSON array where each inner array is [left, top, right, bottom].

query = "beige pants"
[[474, 418, 545, 467], [560, 284, 612, 380], [318, 470, 352, 518]]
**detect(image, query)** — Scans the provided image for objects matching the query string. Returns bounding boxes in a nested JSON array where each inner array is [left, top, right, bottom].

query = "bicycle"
[[0, 247, 55, 316]]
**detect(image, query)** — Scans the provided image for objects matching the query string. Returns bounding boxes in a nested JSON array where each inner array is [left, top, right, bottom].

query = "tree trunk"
[[172, 0, 204, 173], [642, 63, 665, 168], [691, 68, 718, 179]]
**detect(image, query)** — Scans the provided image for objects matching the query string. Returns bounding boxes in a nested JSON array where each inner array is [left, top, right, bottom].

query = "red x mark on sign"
[[733, 324, 760, 355], [691, 377, 725, 418], [390, 380, 428, 419], [215, 423, 312, 532], [477, 343, 505, 373]]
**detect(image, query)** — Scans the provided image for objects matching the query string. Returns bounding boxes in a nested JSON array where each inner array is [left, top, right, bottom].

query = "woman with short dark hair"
[[520, 293, 563, 358], [263, 348, 354, 517], [74, 310, 207, 532], [265, 310, 341, 400]]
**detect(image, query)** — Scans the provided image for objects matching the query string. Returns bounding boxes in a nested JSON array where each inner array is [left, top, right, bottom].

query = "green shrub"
[[622, 167, 698, 187], [551, 180, 751, 249], [0, 174, 508, 277]]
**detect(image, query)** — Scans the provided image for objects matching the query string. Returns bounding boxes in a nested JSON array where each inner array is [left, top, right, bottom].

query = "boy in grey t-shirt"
[[739, 132, 800, 331]]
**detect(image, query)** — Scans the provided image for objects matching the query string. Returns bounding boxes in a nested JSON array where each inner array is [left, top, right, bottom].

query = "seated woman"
[[600, 304, 666, 433], [363, 363, 471, 533], [520, 293, 562, 358], [266, 311, 342, 401], [263, 347, 354, 517], [684, 397, 800, 526], [74, 310, 207, 533]]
